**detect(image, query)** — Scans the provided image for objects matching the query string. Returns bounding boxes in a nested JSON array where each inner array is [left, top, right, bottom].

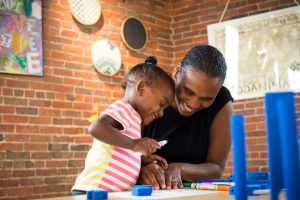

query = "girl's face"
[[135, 81, 174, 126], [174, 67, 222, 117]]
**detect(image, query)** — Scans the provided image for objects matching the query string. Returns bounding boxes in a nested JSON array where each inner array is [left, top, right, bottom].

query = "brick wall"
[[0, 0, 299, 199]]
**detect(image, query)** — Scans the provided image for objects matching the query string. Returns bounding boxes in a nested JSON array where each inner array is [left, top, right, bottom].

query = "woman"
[[139, 45, 233, 190]]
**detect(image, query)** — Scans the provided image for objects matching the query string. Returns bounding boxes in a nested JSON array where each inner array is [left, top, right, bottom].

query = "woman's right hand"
[[133, 138, 160, 155], [138, 162, 166, 190]]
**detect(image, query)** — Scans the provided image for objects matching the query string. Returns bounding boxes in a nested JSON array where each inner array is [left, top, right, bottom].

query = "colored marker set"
[[230, 92, 300, 200]]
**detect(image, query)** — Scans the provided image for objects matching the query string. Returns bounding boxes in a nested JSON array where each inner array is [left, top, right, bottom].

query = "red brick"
[[0, 170, 12, 178], [0, 125, 14, 132], [19, 178, 44, 186], [53, 84, 73, 93], [51, 51, 72, 61], [53, 118, 73, 125], [4, 115, 28, 123], [73, 119, 90, 127], [29, 117, 51, 124], [53, 68, 73, 77], [39, 108, 61, 117], [63, 45, 84, 55], [73, 103, 93, 110], [30, 99, 52, 107], [4, 97, 27, 105], [73, 71, 94, 80], [61, 30, 79, 38], [75, 136, 93, 144], [5, 134, 30, 142], [40, 126, 63, 134], [64, 78, 83, 86], [16, 125, 39, 133], [245, 101, 263, 108], [46, 160, 67, 168], [56, 93, 66, 100], [30, 135, 51, 142], [63, 127, 84, 135], [6, 80, 30, 88], [239, 4, 258, 13], [259, 1, 279, 9], [31, 82, 54, 91], [53, 136, 74, 143], [0, 143, 23, 151], [84, 96, 93, 103], [53, 101, 73, 109], [24, 143, 48, 151], [0, 179, 19, 188], [0, 106, 14, 113], [25, 90, 35, 98], [68, 159, 84, 167], [248, 144, 267, 152], [85, 81, 103, 88], [94, 90, 111, 97]]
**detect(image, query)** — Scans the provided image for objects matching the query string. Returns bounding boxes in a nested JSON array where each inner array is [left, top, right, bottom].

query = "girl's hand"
[[164, 163, 184, 190], [141, 154, 168, 169], [138, 163, 166, 190], [133, 138, 160, 155]]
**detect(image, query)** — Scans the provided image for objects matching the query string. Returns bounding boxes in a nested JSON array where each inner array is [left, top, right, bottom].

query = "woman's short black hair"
[[121, 56, 175, 91], [180, 45, 227, 82]]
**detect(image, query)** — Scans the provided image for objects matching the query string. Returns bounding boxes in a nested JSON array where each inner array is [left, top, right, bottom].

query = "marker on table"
[[135, 140, 168, 156], [201, 182, 235, 186], [191, 183, 230, 191]]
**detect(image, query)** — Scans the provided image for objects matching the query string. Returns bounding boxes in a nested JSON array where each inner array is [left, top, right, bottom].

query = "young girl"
[[72, 57, 175, 194]]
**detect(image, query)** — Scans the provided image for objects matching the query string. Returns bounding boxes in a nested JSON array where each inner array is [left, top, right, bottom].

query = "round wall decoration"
[[121, 17, 147, 51], [68, 0, 101, 25], [91, 39, 121, 76]]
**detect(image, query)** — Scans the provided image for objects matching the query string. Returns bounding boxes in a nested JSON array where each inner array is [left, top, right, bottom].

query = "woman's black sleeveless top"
[[143, 86, 233, 164]]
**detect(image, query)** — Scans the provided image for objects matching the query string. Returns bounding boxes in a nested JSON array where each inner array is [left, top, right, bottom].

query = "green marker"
[[183, 182, 191, 187]]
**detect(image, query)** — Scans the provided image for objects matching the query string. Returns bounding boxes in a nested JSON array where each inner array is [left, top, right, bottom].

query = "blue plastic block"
[[247, 180, 270, 188], [265, 92, 300, 200], [86, 191, 94, 200], [92, 190, 103, 200], [247, 172, 269, 180], [230, 115, 247, 200], [228, 172, 269, 181], [230, 185, 261, 196], [228, 174, 234, 181], [102, 190, 108, 200], [132, 185, 152, 196], [86, 190, 107, 200]]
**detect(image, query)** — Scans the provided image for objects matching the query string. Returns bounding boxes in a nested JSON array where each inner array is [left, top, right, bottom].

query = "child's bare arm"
[[89, 114, 160, 154]]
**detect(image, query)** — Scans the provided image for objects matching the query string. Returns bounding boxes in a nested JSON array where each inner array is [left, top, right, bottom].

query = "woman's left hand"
[[164, 163, 184, 189]]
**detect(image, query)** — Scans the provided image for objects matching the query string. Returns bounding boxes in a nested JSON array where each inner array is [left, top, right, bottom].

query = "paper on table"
[[109, 189, 221, 199]]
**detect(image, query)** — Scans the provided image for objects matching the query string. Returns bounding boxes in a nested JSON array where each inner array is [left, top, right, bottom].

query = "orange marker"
[[191, 183, 230, 191]]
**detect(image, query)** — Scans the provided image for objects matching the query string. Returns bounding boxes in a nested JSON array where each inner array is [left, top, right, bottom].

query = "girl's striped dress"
[[72, 100, 141, 192]]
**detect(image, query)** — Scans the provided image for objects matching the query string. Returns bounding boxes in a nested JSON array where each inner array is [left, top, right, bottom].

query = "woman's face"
[[174, 67, 222, 117]]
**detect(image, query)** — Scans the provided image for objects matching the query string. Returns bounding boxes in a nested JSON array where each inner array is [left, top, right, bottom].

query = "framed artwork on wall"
[[207, 6, 300, 100], [0, 0, 43, 76]]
